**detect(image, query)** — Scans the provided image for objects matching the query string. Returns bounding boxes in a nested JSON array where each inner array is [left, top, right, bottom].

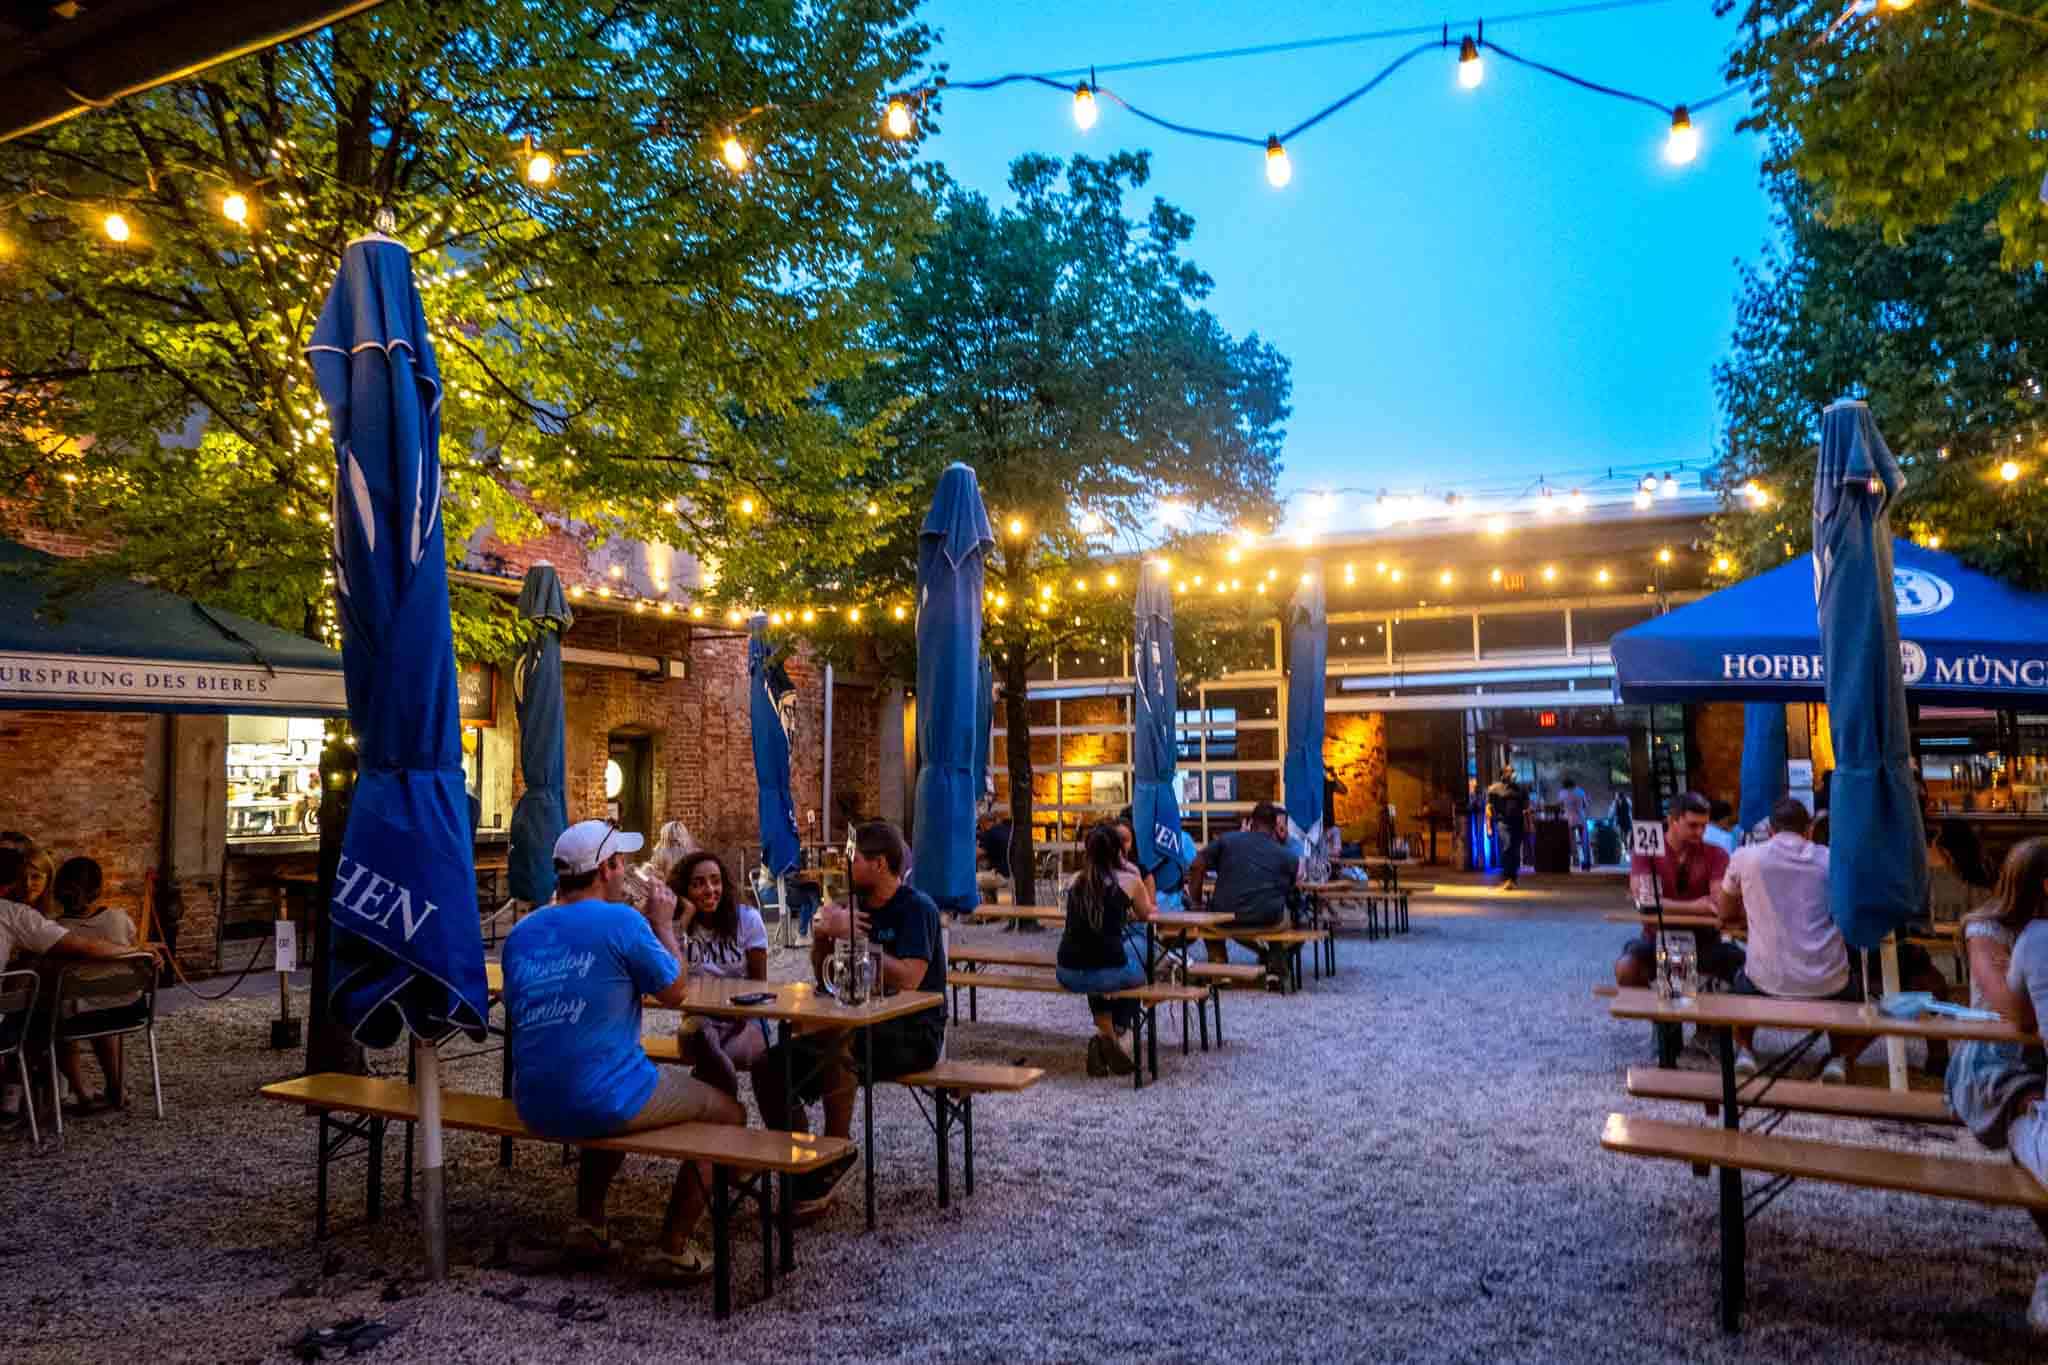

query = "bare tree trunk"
[[1003, 646, 1036, 905]]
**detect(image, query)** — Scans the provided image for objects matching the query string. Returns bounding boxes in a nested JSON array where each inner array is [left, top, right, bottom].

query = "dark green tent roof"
[[0, 540, 345, 715]]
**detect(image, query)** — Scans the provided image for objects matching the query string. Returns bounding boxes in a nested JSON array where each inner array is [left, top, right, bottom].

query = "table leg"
[[711, 1165, 732, 1320], [778, 1021, 795, 1275], [863, 1026, 876, 1232], [499, 1006, 515, 1170], [315, 1113, 331, 1241], [759, 1171, 774, 1300], [936, 1089, 952, 1210], [1145, 923, 1158, 984], [963, 1095, 975, 1196], [1880, 935, 1907, 1092], [1716, 1024, 1745, 1333], [368, 1116, 384, 1223]]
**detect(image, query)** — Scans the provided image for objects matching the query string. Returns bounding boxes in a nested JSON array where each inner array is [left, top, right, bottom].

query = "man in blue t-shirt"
[[503, 819, 743, 1280], [754, 820, 944, 1221]]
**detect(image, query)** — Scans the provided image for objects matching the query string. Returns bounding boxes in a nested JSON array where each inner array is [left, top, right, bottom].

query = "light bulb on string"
[[1665, 106, 1699, 166], [1567, 488, 1587, 514], [1660, 473, 1680, 499], [103, 212, 131, 243], [1264, 136, 1291, 188], [525, 151, 556, 186], [1633, 490, 1653, 510], [2001, 461, 2022, 483], [721, 135, 749, 173], [884, 98, 915, 139], [1073, 83, 1099, 131], [1457, 37, 1484, 90], [221, 193, 250, 226]]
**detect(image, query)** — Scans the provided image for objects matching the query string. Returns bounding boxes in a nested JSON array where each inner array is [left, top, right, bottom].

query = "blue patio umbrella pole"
[[1814, 398, 1927, 1090], [507, 564, 572, 913], [1133, 559, 1188, 896], [1738, 704, 1788, 836], [308, 230, 489, 1280], [748, 616, 803, 927], [910, 463, 995, 914], [973, 652, 994, 810], [1282, 563, 1329, 879]]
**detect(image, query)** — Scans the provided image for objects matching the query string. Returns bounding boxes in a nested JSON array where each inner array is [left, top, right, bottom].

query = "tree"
[[805, 152, 1291, 900], [0, 0, 938, 657], [1722, 0, 2048, 264], [1709, 162, 2048, 586]]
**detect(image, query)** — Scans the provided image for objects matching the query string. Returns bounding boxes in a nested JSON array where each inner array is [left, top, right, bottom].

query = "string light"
[[1457, 36, 1484, 90], [1633, 489, 1653, 510], [1660, 473, 1680, 498], [2001, 460, 2022, 482], [1074, 82, 1099, 130], [1438, 569, 1453, 586], [866, 500, 880, 517], [1264, 135, 1292, 188], [1664, 106, 1699, 166], [103, 212, 131, 243], [1657, 547, 1673, 564], [1567, 488, 1586, 514], [1490, 567, 1503, 583], [1007, 516, 1026, 538], [1596, 567, 1611, 585], [849, 607, 862, 622], [1541, 565, 1557, 583], [221, 193, 249, 225], [885, 98, 915, 139], [738, 496, 756, 515], [525, 150, 557, 186], [1486, 515, 1508, 537], [1104, 571, 1119, 587], [1714, 555, 1731, 572], [721, 135, 749, 173], [892, 605, 907, 620]]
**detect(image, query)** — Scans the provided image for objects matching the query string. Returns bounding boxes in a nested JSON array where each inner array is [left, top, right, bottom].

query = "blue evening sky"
[[913, 0, 1769, 526]]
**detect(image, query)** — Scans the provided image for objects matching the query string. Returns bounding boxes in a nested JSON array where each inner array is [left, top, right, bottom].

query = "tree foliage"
[[778, 152, 1290, 895], [0, 0, 937, 657], [1723, 0, 2048, 264], [1709, 164, 2048, 585]]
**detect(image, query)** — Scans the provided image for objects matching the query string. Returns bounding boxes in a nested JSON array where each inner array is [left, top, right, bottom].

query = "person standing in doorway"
[[1559, 775, 1592, 871], [1487, 766, 1529, 891]]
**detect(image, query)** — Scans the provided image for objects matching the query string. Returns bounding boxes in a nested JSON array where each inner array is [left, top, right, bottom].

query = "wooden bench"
[[893, 1061, 1044, 1207], [940, 971, 1210, 1090], [951, 942, 1246, 1053], [1624, 1066, 1957, 1126], [639, 1036, 1042, 1207], [259, 1072, 848, 1318], [1176, 925, 1331, 991]]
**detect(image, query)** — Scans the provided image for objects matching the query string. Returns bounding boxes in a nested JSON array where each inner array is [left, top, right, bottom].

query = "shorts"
[[1732, 969, 1863, 1004], [1621, 929, 1745, 984], [763, 1019, 941, 1104], [613, 1067, 730, 1134]]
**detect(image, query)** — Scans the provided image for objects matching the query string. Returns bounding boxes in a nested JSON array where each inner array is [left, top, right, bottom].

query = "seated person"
[[755, 821, 944, 1221], [1703, 799, 1740, 855], [0, 849, 158, 1130], [1056, 824, 1157, 1078], [1615, 791, 1744, 990], [502, 820, 743, 1282], [1186, 801, 1297, 987], [1715, 798, 1868, 1083], [49, 857, 138, 1112], [667, 850, 771, 1074], [977, 813, 1014, 883]]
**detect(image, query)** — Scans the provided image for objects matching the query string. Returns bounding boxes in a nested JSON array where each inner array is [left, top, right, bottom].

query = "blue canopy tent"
[[507, 564, 571, 908], [910, 463, 994, 913], [1611, 539, 2048, 709], [308, 232, 488, 1279], [1283, 563, 1329, 874], [1133, 559, 1188, 894]]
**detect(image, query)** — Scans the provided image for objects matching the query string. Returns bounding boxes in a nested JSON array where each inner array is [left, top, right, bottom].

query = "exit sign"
[[1504, 572, 1527, 592], [1537, 711, 1559, 729]]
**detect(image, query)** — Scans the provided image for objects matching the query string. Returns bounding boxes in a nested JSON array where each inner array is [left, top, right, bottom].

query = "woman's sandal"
[[640, 1244, 714, 1285]]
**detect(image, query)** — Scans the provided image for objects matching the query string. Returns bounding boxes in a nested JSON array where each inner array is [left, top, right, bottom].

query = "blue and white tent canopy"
[[1611, 540, 2048, 709]]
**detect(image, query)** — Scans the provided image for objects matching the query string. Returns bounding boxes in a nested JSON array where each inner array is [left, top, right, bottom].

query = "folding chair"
[[751, 869, 791, 951], [47, 953, 161, 1138], [0, 968, 40, 1147]]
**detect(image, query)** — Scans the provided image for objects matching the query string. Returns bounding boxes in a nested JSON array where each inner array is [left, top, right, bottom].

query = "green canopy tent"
[[0, 541, 344, 716]]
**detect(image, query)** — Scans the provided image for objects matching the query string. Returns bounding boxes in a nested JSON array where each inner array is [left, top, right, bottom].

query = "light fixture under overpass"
[[1, 0, 388, 144]]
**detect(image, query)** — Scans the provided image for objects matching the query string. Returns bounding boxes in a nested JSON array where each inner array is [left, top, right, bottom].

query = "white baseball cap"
[[553, 819, 644, 874]]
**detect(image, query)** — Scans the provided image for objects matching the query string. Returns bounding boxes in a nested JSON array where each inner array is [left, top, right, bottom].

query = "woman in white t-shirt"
[[666, 851, 770, 1071]]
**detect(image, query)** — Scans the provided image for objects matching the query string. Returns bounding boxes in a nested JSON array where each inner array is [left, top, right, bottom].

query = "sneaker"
[[1085, 1036, 1109, 1078], [1733, 1048, 1759, 1080], [794, 1149, 860, 1222], [561, 1220, 617, 1265], [1500, 880, 1517, 893], [1820, 1056, 1849, 1085], [2029, 1272, 2048, 1336], [1100, 1033, 1136, 1077], [640, 1244, 714, 1285]]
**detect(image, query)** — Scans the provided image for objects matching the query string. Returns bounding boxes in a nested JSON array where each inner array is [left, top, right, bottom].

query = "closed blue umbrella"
[[1814, 399, 1926, 950], [1738, 703, 1788, 835], [308, 232, 487, 1278], [1283, 563, 1328, 867], [910, 463, 994, 913], [1133, 559, 1188, 894], [749, 615, 802, 888], [508, 564, 572, 906]]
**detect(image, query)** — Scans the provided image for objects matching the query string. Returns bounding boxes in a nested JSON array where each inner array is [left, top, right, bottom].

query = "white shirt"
[[0, 897, 66, 967], [683, 904, 769, 979], [1721, 833, 1848, 998], [1561, 788, 1590, 826]]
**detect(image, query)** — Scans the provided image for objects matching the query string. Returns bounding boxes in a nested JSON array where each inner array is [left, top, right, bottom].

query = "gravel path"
[[4, 876, 2044, 1364]]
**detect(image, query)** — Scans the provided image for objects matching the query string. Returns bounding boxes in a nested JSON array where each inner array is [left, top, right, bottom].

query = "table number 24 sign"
[[1628, 820, 1665, 910]]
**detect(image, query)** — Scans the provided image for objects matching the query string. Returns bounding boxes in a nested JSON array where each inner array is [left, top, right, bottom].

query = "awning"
[[1611, 540, 2048, 709], [0, 0, 384, 143], [0, 541, 345, 715]]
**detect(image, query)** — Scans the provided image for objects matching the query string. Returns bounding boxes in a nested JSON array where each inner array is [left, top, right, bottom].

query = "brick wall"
[[1694, 702, 1746, 809], [1326, 712, 1389, 843]]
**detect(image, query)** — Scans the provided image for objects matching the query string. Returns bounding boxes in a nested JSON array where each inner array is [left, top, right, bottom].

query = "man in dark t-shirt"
[[1187, 802, 1298, 984], [754, 820, 944, 1220]]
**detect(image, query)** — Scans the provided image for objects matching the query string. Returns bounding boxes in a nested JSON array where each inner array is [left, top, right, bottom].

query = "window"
[[226, 716, 327, 842]]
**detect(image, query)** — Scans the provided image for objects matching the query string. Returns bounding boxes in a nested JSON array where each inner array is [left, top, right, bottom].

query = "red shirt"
[[1630, 840, 1728, 902]]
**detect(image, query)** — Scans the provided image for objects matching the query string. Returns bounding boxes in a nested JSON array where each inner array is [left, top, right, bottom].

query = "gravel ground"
[[4, 875, 2045, 1364]]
